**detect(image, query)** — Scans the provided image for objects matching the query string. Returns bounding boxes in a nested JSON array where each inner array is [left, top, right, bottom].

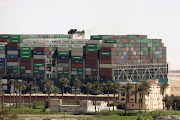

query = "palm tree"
[[53, 86, 61, 98], [14, 81, 19, 109], [103, 81, 113, 112], [28, 81, 34, 108], [7, 80, 13, 109], [84, 82, 93, 101], [0, 78, 4, 111], [17, 80, 27, 108], [121, 82, 133, 115], [41, 78, 55, 107], [10, 80, 15, 108], [59, 77, 70, 103], [93, 81, 103, 113], [112, 82, 120, 112], [73, 78, 84, 104], [134, 81, 150, 112], [159, 82, 169, 116]]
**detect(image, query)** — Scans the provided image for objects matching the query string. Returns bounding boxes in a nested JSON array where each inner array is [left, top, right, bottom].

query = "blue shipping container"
[[77, 68, 83, 71], [71, 60, 83, 64], [58, 55, 69, 60], [33, 51, 46, 55], [7, 55, 18, 58], [136, 43, 140, 47], [7, 66, 13, 69], [0, 66, 5, 69], [0, 58, 5, 62], [116, 60, 121, 64], [7, 47, 19, 51], [39, 70, 45, 74]]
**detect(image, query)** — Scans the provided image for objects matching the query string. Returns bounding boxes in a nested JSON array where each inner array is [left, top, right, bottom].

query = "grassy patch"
[[95, 115, 153, 120]]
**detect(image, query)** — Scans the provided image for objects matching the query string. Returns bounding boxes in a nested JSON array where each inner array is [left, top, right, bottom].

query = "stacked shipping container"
[[0, 43, 6, 73], [71, 44, 83, 76]]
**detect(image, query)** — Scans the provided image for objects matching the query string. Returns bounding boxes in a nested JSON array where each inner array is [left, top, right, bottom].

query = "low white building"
[[50, 99, 116, 112]]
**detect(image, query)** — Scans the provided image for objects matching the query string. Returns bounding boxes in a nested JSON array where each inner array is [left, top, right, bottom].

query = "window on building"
[[121, 98, 125, 101], [121, 92, 125, 96]]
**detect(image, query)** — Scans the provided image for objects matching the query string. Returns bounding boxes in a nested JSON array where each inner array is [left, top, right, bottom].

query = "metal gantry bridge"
[[112, 63, 168, 82]]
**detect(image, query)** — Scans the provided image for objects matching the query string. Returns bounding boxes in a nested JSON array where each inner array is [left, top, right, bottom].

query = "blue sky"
[[0, 0, 180, 69]]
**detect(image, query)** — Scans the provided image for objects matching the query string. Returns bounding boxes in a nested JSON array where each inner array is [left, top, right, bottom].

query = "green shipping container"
[[58, 71, 63, 74], [86, 72, 91, 75], [33, 63, 45, 67], [72, 56, 83, 60], [20, 47, 31, 51], [90, 35, 101, 40], [20, 66, 26, 70], [86, 48, 97, 52], [57, 51, 69, 56], [104, 40, 117, 43], [13, 69, 18, 73], [77, 71, 83, 75], [10, 39, 23, 43], [100, 52, 114, 56], [91, 68, 97, 72], [63, 71, 69, 74], [86, 44, 97, 48], [20, 55, 31, 59], [20, 51, 31, 55], [13, 66, 18, 69], [33, 70, 38, 74], [0, 35, 9, 39], [128, 35, 136, 39], [71, 68, 77, 71]]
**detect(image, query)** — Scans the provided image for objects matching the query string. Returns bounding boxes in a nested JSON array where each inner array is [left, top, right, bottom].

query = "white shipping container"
[[126, 47, 129, 51], [71, 48, 83, 52], [23, 39, 34, 43], [57, 67, 63, 71], [33, 55, 47, 59], [58, 44, 69, 48], [131, 47, 134, 51], [85, 68, 91, 72], [57, 63, 69, 67], [100, 64, 112, 68], [0, 51, 5, 54], [73, 39, 86, 44], [61, 39, 72, 44], [0, 54, 5, 58], [141, 51, 143, 55], [71, 44, 83, 48], [124, 52, 126, 55], [2, 79, 7, 84], [33, 43, 46, 47], [0, 43, 6, 46], [39, 67, 45, 70], [7, 51, 18, 55], [87, 40, 102, 44], [71, 71, 77, 75], [7, 62, 18, 66], [36, 39, 47, 43], [148, 43, 152, 47], [20, 43, 33, 47], [26, 70, 31, 74], [102, 43, 117, 48], [133, 51, 136, 55], [138, 59, 141, 63], [57, 48, 69, 51], [71, 52, 83, 56]]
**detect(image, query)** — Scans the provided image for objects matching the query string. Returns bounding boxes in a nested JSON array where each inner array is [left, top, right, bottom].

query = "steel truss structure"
[[112, 63, 168, 81]]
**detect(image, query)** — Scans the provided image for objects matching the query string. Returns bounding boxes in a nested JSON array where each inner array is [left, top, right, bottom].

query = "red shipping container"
[[63, 67, 69, 71], [99, 48, 116, 52], [20, 63, 31, 67], [71, 64, 83, 68], [86, 64, 98, 68], [58, 60, 69, 63], [34, 47, 49, 51], [7, 43, 20, 47], [7, 58, 18, 62], [20, 70, 26, 74], [0, 69, 5, 73], [86, 52, 98, 56], [91, 72, 97, 76], [33, 59, 45, 63], [85, 57, 98, 61], [20, 59, 31, 63], [86, 61, 97, 65], [100, 72, 112, 77], [7, 70, 13, 73], [100, 60, 115, 64], [0, 39, 9, 42], [99, 56, 116, 60]]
